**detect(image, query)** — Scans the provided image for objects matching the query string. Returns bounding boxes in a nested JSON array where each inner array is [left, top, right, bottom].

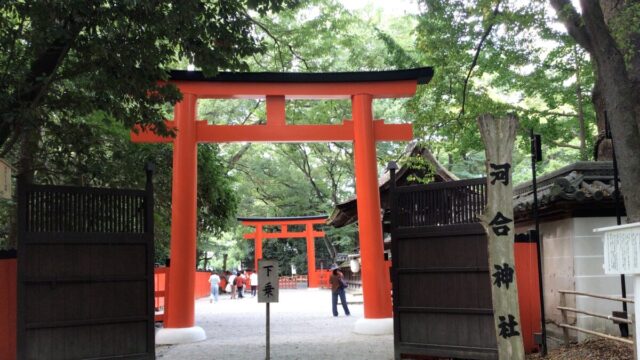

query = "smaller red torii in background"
[[239, 215, 328, 288]]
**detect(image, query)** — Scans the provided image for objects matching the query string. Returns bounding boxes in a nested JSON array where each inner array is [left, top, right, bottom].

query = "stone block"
[[574, 255, 605, 276]]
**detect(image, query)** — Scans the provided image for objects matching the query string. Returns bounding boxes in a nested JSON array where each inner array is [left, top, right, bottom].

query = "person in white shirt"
[[250, 271, 258, 297], [228, 271, 237, 299], [208, 271, 221, 303]]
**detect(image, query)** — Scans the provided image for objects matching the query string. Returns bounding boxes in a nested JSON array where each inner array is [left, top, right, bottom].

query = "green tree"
[[0, 112, 238, 261], [0, 0, 296, 181], [410, 0, 597, 179], [0, 0, 297, 252], [197, 0, 427, 265], [550, 0, 640, 221]]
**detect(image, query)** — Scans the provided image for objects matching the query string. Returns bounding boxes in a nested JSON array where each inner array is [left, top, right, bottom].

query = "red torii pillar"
[[239, 216, 327, 288], [131, 68, 433, 343]]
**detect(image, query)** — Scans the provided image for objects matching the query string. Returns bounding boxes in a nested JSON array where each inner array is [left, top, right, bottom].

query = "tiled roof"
[[513, 161, 619, 219]]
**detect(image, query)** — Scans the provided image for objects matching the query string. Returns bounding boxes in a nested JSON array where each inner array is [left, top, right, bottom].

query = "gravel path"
[[156, 289, 393, 360]]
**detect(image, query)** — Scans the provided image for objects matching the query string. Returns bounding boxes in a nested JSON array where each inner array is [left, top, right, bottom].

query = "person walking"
[[228, 271, 237, 299], [219, 272, 228, 294], [208, 271, 221, 303], [236, 270, 246, 298], [329, 264, 350, 317], [249, 270, 258, 297]]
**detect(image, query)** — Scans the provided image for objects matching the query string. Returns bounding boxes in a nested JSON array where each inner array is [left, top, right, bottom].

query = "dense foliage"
[[411, 0, 596, 176], [212, 0, 604, 272], [0, 0, 296, 257], [2, 0, 636, 273]]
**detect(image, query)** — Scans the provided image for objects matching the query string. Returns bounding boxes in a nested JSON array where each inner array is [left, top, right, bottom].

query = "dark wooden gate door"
[[390, 179, 498, 360], [17, 171, 154, 359]]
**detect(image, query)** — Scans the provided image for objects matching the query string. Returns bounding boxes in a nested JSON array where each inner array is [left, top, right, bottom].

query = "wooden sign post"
[[478, 114, 525, 359], [258, 259, 279, 360]]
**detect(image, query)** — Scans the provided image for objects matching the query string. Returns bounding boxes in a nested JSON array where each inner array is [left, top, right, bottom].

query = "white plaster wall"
[[540, 218, 576, 336], [572, 217, 634, 341]]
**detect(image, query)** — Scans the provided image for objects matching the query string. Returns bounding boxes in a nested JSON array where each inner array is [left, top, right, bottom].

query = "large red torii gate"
[[239, 215, 328, 288], [132, 68, 433, 343]]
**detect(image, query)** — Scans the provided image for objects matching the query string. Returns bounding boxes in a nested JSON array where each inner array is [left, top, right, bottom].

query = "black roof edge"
[[237, 215, 329, 222], [169, 67, 434, 85]]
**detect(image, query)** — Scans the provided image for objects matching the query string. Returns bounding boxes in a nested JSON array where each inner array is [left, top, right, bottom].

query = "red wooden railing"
[[154, 267, 169, 322], [278, 270, 332, 289], [154, 268, 211, 322], [316, 269, 332, 288], [155, 268, 333, 321]]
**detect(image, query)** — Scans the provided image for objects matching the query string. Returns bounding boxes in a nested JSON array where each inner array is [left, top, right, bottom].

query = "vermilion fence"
[[514, 241, 543, 353], [154, 268, 332, 321], [154, 268, 211, 322], [195, 271, 212, 297], [278, 271, 332, 289], [154, 267, 168, 321], [0, 256, 16, 360], [316, 269, 332, 288]]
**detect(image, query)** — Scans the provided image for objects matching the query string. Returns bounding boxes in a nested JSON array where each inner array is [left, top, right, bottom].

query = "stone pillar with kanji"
[[478, 114, 525, 359]]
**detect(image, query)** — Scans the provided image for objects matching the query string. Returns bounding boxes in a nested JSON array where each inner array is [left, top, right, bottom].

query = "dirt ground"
[[156, 289, 393, 360], [156, 290, 633, 360], [526, 338, 634, 360]]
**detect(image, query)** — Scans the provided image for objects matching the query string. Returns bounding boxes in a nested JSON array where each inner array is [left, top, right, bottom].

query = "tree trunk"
[[477, 114, 525, 360], [574, 46, 587, 161], [7, 123, 41, 249], [592, 73, 614, 161], [583, 3, 640, 222], [320, 236, 336, 262], [196, 249, 203, 270], [17, 123, 40, 184], [551, 0, 640, 222]]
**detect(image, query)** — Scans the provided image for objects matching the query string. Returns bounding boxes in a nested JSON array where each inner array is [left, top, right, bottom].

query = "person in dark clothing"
[[329, 265, 350, 317]]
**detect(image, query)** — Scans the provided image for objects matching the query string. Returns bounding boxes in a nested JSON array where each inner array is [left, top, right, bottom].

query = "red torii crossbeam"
[[131, 68, 433, 343], [239, 215, 327, 288]]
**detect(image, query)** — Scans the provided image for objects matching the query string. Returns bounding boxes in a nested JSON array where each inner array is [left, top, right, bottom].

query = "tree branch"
[[0, 127, 21, 158], [0, 17, 26, 86], [219, 101, 263, 170], [0, 18, 82, 148], [280, 145, 327, 202], [513, 106, 578, 117], [295, 145, 326, 201], [549, 0, 594, 53], [227, 143, 252, 170], [548, 139, 582, 150], [457, 0, 501, 122], [244, 13, 311, 71]]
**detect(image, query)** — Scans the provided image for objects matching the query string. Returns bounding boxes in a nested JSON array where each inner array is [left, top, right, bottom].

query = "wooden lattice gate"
[[390, 178, 499, 360], [17, 169, 154, 360]]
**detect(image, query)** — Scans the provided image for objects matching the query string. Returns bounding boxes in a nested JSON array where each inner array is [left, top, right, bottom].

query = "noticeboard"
[[0, 158, 12, 199], [595, 222, 640, 275], [258, 259, 279, 303]]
